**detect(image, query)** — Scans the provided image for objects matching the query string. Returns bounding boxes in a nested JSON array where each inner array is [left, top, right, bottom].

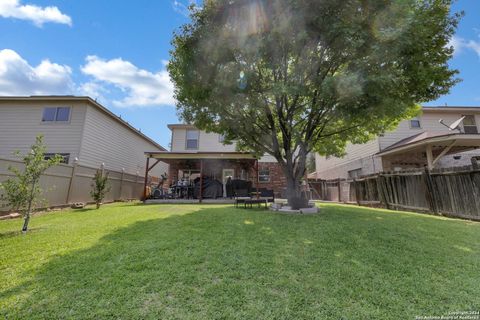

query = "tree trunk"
[[96, 201, 101, 209], [22, 179, 37, 233], [22, 215, 30, 233], [283, 164, 308, 210]]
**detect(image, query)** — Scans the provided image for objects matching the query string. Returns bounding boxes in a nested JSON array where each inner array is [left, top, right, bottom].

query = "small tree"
[[0, 135, 62, 232], [90, 169, 110, 209]]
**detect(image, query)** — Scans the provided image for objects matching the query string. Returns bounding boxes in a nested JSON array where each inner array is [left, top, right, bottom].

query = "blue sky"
[[0, 0, 479, 148]]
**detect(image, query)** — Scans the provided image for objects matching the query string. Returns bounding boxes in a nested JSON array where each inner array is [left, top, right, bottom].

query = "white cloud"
[[0, 49, 73, 95], [449, 35, 480, 58], [0, 0, 71, 27], [78, 81, 109, 102], [81, 55, 175, 107]]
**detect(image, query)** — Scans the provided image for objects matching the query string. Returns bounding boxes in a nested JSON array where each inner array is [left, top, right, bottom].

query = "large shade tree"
[[169, 0, 460, 208]]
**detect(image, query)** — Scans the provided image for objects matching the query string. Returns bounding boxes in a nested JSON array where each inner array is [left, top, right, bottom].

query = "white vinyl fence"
[[0, 157, 145, 212]]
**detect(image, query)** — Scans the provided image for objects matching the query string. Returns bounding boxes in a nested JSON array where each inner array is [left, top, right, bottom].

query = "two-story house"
[[144, 124, 287, 198], [314, 106, 480, 179], [0, 96, 168, 178]]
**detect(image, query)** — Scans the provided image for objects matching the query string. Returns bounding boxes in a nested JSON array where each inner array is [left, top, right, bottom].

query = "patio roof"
[[377, 132, 480, 157], [142, 151, 258, 203], [377, 132, 480, 170], [145, 151, 256, 160]]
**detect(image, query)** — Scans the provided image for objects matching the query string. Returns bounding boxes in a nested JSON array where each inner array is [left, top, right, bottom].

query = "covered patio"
[[377, 132, 480, 171], [143, 151, 260, 203]]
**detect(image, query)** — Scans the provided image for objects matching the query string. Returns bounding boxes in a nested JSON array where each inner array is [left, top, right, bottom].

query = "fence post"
[[423, 167, 438, 214], [118, 168, 125, 201], [353, 179, 360, 205], [136, 171, 140, 199], [66, 157, 79, 204], [337, 178, 341, 202], [376, 174, 389, 209]]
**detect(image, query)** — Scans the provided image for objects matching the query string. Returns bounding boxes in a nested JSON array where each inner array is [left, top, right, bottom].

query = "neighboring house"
[[0, 96, 168, 178], [144, 124, 286, 197], [314, 106, 480, 179]]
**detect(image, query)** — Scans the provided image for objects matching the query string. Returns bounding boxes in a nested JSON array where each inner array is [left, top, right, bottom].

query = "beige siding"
[[170, 127, 279, 164], [315, 138, 381, 179], [0, 100, 86, 163], [171, 128, 236, 152], [315, 109, 480, 179], [379, 111, 480, 149], [79, 105, 168, 177]]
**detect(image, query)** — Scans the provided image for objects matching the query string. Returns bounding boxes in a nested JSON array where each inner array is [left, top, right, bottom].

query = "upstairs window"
[[42, 107, 71, 122], [218, 134, 225, 143], [410, 117, 421, 129], [186, 129, 199, 149], [463, 115, 478, 134], [44, 153, 70, 164]]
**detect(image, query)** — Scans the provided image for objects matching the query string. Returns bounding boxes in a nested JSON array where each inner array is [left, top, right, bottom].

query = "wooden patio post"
[[426, 144, 434, 170], [142, 156, 150, 203], [199, 159, 204, 203]]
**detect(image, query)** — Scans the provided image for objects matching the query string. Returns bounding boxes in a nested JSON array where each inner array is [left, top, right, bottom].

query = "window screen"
[[56, 107, 70, 121], [463, 115, 478, 134], [258, 169, 270, 182], [410, 118, 421, 128], [186, 130, 199, 149], [42, 107, 70, 122], [42, 108, 57, 121]]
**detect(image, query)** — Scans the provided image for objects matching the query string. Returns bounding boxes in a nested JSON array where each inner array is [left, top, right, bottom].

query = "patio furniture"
[[234, 197, 251, 208], [234, 188, 275, 209], [244, 198, 268, 208], [257, 188, 275, 203], [226, 179, 253, 198], [234, 189, 251, 208]]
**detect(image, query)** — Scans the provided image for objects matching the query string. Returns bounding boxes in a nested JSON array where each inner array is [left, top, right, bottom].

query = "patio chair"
[[234, 189, 251, 208], [257, 188, 275, 203]]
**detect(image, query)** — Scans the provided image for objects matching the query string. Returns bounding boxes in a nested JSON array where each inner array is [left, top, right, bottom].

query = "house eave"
[[377, 133, 480, 157], [145, 151, 257, 160]]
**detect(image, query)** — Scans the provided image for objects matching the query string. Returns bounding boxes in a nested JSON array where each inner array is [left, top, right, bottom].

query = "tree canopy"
[[169, 0, 460, 207]]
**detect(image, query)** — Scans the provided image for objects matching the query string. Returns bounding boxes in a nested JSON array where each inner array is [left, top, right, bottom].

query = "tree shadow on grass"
[[1, 206, 479, 319], [0, 227, 44, 239]]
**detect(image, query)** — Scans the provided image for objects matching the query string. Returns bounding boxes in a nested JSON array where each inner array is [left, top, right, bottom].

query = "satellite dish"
[[439, 116, 465, 132]]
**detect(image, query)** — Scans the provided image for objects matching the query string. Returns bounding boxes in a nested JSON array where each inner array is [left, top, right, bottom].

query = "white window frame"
[[185, 129, 200, 150], [462, 115, 478, 134], [41, 107, 71, 123], [258, 168, 270, 183], [409, 117, 421, 129]]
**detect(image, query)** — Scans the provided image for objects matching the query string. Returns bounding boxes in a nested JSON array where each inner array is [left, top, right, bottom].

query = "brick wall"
[[165, 159, 288, 198], [256, 162, 287, 198]]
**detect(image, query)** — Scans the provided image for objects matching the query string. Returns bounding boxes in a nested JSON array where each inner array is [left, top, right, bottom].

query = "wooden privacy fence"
[[352, 166, 480, 221], [309, 179, 350, 203], [0, 157, 149, 212], [311, 165, 480, 221]]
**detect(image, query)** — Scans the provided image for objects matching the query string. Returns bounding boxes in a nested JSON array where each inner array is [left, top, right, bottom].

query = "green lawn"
[[0, 203, 479, 319]]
